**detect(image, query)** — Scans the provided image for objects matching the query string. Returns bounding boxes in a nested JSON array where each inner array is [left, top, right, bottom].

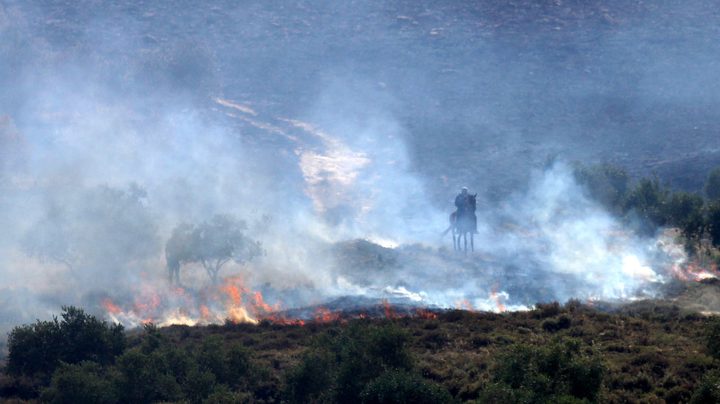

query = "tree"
[[705, 167, 720, 201], [573, 163, 630, 215], [22, 184, 159, 278], [166, 214, 262, 283], [624, 177, 669, 234], [708, 202, 720, 248], [664, 191, 705, 241]]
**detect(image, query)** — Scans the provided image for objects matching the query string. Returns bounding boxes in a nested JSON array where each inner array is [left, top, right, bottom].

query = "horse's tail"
[[442, 212, 457, 237]]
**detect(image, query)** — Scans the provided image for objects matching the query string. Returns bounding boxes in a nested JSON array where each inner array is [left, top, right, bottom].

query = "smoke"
[[0, 1, 717, 340]]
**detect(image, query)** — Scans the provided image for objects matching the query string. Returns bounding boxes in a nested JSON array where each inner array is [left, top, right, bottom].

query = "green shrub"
[[114, 348, 184, 403], [6, 306, 124, 378], [284, 322, 442, 403], [40, 361, 118, 404], [359, 369, 454, 404], [284, 351, 335, 403], [705, 317, 720, 360], [489, 338, 604, 403], [690, 370, 720, 404]]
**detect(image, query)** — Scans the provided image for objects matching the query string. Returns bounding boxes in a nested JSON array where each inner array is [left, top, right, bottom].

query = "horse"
[[442, 194, 477, 253]]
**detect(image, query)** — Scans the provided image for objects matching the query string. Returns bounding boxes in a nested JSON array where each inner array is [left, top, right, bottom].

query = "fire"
[[455, 299, 474, 311], [102, 298, 122, 314], [490, 285, 507, 312], [382, 299, 398, 319], [415, 308, 438, 319], [314, 307, 341, 323]]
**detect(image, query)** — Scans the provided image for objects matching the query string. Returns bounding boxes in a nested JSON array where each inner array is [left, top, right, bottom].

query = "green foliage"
[[359, 369, 455, 404], [705, 167, 720, 201], [196, 336, 254, 389], [114, 347, 184, 403], [708, 202, 720, 247], [705, 317, 720, 360], [625, 177, 669, 233], [689, 370, 720, 404], [664, 191, 705, 240], [284, 350, 335, 403], [6, 306, 124, 378], [485, 338, 604, 403], [573, 163, 630, 214], [40, 361, 118, 404], [284, 322, 448, 404], [166, 214, 262, 282]]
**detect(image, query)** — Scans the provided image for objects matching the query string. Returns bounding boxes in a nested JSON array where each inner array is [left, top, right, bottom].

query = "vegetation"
[[166, 214, 263, 283], [574, 163, 720, 257], [2, 301, 720, 403]]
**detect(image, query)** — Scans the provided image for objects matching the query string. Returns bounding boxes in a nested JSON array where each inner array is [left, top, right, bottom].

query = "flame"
[[382, 299, 398, 319], [415, 309, 438, 319], [314, 307, 341, 323], [102, 298, 122, 314], [455, 299, 474, 311], [490, 285, 507, 312]]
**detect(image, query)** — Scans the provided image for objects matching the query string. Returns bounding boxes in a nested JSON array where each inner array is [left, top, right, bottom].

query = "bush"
[[489, 338, 604, 403], [359, 370, 455, 404], [6, 306, 124, 378], [40, 361, 118, 404], [690, 370, 720, 404], [705, 317, 720, 360], [114, 347, 184, 403], [708, 202, 720, 247], [573, 163, 629, 214], [625, 178, 669, 234], [284, 322, 449, 403]]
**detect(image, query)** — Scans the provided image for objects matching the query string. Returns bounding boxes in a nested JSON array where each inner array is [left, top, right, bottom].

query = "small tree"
[[625, 177, 669, 234], [166, 215, 262, 283], [704, 167, 720, 201], [573, 163, 630, 214], [708, 202, 720, 248]]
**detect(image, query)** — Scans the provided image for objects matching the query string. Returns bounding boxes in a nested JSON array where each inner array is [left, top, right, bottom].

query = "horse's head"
[[469, 193, 477, 210]]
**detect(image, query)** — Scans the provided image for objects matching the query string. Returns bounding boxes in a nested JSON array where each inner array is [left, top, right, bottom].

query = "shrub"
[[284, 322, 447, 403], [114, 348, 184, 403], [708, 202, 720, 247], [6, 306, 124, 378], [359, 369, 455, 404], [690, 370, 720, 404], [40, 361, 118, 404], [573, 163, 629, 214], [705, 317, 720, 360], [284, 351, 335, 403], [489, 338, 604, 403]]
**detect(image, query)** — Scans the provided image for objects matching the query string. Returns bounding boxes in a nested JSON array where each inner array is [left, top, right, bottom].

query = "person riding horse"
[[443, 187, 478, 252], [454, 187, 477, 234]]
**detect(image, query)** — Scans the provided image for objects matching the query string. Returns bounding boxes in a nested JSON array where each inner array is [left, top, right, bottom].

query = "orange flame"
[[314, 307, 341, 323], [490, 285, 507, 312], [102, 298, 122, 314]]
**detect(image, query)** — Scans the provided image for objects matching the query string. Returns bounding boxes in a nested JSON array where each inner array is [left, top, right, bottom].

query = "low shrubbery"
[[2, 304, 720, 402], [284, 322, 453, 403]]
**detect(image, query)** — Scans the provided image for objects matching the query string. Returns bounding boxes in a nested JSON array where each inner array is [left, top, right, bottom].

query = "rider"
[[454, 186, 477, 233], [454, 187, 470, 215]]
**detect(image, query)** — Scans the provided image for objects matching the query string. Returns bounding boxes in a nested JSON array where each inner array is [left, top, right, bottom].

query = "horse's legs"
[[470, 233, 474, 252]]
